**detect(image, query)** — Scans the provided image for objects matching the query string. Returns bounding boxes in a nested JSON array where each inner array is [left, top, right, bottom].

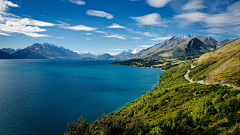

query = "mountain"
[[132, 34, 193, 58], [0, 48, 21, 54], [169, 37, 215, 57], [116, 49, 134, 58], [78, 52, 96, 58], [195, 36, 217, 48], [138, 37, 215, 58], [97, 53, 114, 60], [216, 39, 231, 49], [0, 50, 11, 59], [12, 43, 82, 59], [131, 35, 231, 59], [189, 38, 240, 86]]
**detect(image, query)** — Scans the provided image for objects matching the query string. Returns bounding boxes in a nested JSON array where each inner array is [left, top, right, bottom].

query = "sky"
[[0, 0, 239, 55]]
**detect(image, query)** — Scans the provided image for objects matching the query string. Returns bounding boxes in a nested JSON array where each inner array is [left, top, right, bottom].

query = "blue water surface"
[[0, 59, 163, 135]]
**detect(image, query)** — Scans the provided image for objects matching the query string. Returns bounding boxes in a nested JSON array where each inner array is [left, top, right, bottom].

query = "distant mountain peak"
[[12, 43, 82, 59], [179, 34, 193, 39]]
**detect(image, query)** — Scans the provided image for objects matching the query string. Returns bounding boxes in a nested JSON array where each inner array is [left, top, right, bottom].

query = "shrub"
[[237, 79, 240, 86]]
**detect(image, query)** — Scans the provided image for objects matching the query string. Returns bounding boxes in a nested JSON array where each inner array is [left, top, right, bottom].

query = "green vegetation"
[[62, 62, 240, 135], [189, 38, 240, 86], [109, 56, 195, 70], [63, 39, 240, 135]]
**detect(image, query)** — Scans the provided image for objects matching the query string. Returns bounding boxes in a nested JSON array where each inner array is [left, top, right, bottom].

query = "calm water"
[[0, 59, 163, 135]]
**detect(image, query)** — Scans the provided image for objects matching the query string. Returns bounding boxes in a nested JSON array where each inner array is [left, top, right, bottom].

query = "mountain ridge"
[[12, 43, 82, 59], [132, 35, 229, 58]]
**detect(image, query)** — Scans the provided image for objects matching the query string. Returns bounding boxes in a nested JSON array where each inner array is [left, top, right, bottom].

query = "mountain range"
[[132, 35, 230, 58], [0, 35, 231, 60], [11, 43, 82, 59], [0, 48, 22, 55]]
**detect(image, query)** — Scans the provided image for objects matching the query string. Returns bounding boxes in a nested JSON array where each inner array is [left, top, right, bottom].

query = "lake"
[[0, 59, 163, 135]]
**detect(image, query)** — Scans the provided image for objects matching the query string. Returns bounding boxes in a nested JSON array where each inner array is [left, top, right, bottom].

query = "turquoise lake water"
[[0, 59, 164, 135]]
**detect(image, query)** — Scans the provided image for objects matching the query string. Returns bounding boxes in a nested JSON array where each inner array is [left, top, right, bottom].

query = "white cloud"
[[102, 34, 126, 40], [86, 33, 92, 35], [0, 0, 54, 37], [134, 41, 139, 42], [204, 13, 240, 27], [0, 0, 19, 14], [132, 37, 141, 39], [106, 23, 126, 28], [175, 1, 240, 28], [175, 1, 240, 37], [143, 32, 154, 37], [146, 0, 172, 8], [175, 12, 208, 22], [182, 0, 206, 11], [137, 45, 154, 48], [151, 36, 172, 41], [4, 17, 54, 26], [86, 10, 113, 19], [56, 37, 64, 39], [0, 18, 53, 37], [24, 33, 50, 38], [5, 1, 19, 7], [69, 0, 86, 5], [130, 13, 165, 26], [95, 31, 107, 33], [63, 25, 97, 31], [86, 38, 92, 40]]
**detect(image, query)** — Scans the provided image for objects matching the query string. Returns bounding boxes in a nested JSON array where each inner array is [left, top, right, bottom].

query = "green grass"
[[189, 38, 240, 86]]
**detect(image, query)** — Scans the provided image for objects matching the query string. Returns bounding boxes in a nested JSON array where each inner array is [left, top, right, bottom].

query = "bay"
[[0, 59, 163, 135]]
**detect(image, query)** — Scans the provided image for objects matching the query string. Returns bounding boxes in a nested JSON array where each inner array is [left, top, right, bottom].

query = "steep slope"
[[196, 36, 217, 48], [132, 35, 193, 58], [12, 43, 81, 59], [217, 39, 231, 49], [0, 50, 11, 59], [189, 38, 240, 86], [159, 37, 215, 57]]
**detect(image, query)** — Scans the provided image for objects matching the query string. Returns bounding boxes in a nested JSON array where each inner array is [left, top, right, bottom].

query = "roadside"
[[185, 64, 237, 88]]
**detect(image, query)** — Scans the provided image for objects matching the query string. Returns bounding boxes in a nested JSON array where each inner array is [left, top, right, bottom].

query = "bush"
[[237, 79, 240, 86]]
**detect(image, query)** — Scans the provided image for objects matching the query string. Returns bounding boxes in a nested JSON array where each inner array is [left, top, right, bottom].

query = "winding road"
[[184, 64, 236, 87]]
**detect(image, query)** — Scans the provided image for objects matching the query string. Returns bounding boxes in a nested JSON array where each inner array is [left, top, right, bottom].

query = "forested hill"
[[62, 39, 240, 135]]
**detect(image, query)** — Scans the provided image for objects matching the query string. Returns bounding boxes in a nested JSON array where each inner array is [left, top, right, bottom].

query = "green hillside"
[[62, 39, 240, 134], [189, 38, 240, 86]]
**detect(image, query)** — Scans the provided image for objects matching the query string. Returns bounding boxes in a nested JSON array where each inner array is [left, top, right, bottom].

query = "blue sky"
[[0, 0, 239, 55]]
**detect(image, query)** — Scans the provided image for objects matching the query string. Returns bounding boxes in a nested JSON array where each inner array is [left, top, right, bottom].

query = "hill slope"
[[63, 39, 240, 135], [12, 43, 81, 59], [189, 38, 240, 86]]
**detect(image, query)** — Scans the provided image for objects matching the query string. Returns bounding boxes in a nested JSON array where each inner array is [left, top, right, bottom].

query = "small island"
[[80, 57, 99, 61]]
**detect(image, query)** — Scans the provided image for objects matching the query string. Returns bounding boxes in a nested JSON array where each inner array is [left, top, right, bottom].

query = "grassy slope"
[[63, 61, 240, 135], [189, 38, 240, 86]]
